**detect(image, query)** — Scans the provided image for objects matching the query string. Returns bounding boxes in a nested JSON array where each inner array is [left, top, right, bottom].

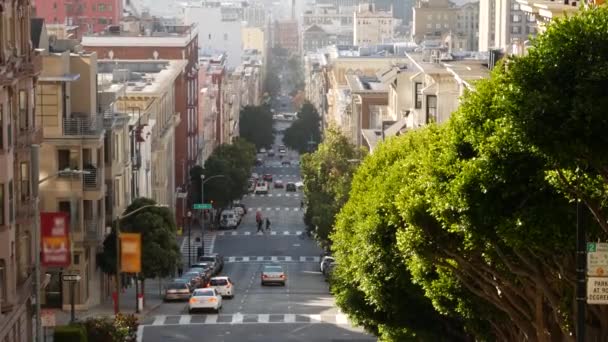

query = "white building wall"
[[185, 5, 243, 69]]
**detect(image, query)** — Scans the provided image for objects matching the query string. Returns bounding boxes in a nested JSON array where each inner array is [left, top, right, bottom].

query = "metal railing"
[[83, 168, 101, 190], [63, 114, 104, 136]]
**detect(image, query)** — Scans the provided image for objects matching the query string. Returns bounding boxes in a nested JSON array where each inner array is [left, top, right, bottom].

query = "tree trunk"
[[141, 278, 146, 308]]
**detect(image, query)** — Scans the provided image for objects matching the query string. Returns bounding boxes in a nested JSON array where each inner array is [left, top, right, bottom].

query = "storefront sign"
[[120, 233, 141, 273], [40, 212, 70, 267]]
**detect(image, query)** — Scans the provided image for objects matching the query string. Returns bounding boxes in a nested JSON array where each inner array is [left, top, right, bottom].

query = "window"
[[8, 181, 13, 223], [98, 3, 106, 11], [73, 253, 80, 265], [19, 90, 27, 131], [512, 26, 521, 34], [57, 149, 70, 171], [0, 105, 3, 150], [414, 83, 423, 109], [224, 33, 228, 41], [6, 99, 11, 148], [426, 95, 438, 123], [20, 162, 29, 201], [512, 14, 521, 23], [436, 23, 441, 29], [0, 260, 6, 306], [0, 184, 4, 225], [512, 3, 520, 10], [98, 18, 108, 25]]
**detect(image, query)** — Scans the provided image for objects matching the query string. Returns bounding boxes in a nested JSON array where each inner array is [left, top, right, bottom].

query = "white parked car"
[[259, 148, 267, 154], [188, 288, 222, 313], [209, 277, 235, 298], [219, 209, 239, 229]]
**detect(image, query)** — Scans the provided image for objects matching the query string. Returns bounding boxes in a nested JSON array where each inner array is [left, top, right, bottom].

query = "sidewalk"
[[54, 278, 169, 326]]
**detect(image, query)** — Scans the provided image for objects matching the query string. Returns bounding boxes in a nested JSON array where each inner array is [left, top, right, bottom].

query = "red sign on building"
[[41, 212, 71, 267]]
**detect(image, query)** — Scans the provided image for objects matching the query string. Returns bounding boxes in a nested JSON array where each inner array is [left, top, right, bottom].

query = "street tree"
[[283, 102, 322, 153], [300, 127, 364, 248], [99, 197, 181, 304], [263, 72, 281, 97], [502, 6, 608, 235], [200, 139, 256, 208], [239, 105, 274, 150]]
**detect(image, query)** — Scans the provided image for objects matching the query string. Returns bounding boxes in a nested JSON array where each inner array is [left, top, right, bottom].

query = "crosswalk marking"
[[152, 316, 166, 326], [247, 207, 301, 212], [205, 315, 218, 324], [283, 231, 289, 235], [219, 231, 304, 236], [275, 207, 280, 211], [270, 231, 277, 235], [179, 316, 190, 325], [144, 314, 352, 326], [244, 232, 251, 236], [223, 256, 320, 263]]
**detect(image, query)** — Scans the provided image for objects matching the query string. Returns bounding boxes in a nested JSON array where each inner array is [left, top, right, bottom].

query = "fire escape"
[[64, 0, 87, 32]]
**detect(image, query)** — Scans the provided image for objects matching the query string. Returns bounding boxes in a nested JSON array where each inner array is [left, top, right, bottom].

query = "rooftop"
[[97, 59, 188, 95], [82, 24, 197, 47], [346, 75, 387, 93]]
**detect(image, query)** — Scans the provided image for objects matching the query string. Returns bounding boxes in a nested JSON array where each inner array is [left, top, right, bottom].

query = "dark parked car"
[[255, 158, 263, 166], [281, 160, 291, 166], [199, 254, 224, 274], [263, 174, 273, 182], [188, 267, 211, 287], [286, 182, 296, 192]]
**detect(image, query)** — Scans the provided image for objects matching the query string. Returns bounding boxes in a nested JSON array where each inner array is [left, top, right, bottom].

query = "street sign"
[[62, 274, 81, 282], [587, 277, 608, 304], [193, 203, 212, 210], [41, 309, 56, 327], [176, 192, 188, 199], [587, 242, 608, 276]]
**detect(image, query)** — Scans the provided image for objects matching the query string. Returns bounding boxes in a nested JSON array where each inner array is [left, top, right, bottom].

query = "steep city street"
[[138, 120, 374, 342]]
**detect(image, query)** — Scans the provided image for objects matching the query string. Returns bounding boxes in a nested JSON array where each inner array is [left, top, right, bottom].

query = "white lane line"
[[296, 231, 302, 235], [228, 257, 235, 262], [271, 256, 278, 261], [268, 194, 273, 197], [313, 256, 320, 262], [276, 207, 281, 211], [336, 314, 349, 325], [257, 256, 264, 261], [294, 208, 300, 211], [266, 207, 272, 211], [231, 231, 237, 236], [284, 314, 296, 323], [136, 325, 144, 342], [277, 194, 282, 197], [309, 314, 322, 323], [271, 231, 277, 235], [285, 207, 290, 211], [257, 207, 262, 211], [285, 194, 291, 197], [218, 232, 225, 236], [205, 315, 218, 324], [244, 232, 251, 236], [152, 315, 166, 326], [243, 256, 250, 262], [285, 256, 292, 262], [179, 315, 190, 325], [299, 256, 305, 262], [259, 314, 269, 323], [283, 231, 289, 235]]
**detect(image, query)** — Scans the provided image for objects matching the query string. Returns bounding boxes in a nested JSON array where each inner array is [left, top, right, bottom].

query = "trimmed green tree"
[[284, 102, 322, 153], [239, 105, 274, 150]]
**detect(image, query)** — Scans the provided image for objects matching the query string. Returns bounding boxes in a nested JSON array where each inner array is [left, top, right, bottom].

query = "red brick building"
[[274, 20, 299, 55], [82, 22, 199, 224], [33, 0, 122, 34]]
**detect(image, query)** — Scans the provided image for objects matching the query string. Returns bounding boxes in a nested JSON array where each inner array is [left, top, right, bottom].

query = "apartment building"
[[274, 20, 300, 55], [33, 0, 122, 34], [82, 22, 199, 225], [479, 0, 537, 52], [514, 0, 578, 53], [0, 1, 42, 340], [243, 3, 268, 28], [198, 60, 218, 164], [345, 75, 389, 146], [97, 60, 185, 212], [353, 3, 395, 46], [457, 2, 479, 51], [302, 25, 333, 53], [242, 27, 266, 60], [412, 0, 459, 43], [303, 4, 355, 47], [36, 46, 106, 311], [184, 1, 244, 69]]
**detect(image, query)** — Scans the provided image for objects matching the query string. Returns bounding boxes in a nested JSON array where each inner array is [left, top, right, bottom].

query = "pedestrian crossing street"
[[223, 256, 321, 263], [218, 230, 305, 236], [144, 313, 349, 326], [243, 193, 300, 198]]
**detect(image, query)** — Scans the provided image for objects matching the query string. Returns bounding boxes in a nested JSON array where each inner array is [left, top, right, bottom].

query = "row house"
[[0, 1, 43, 340], [36, 42, 106, 311], [97, 60, 185, 213], [345, 74, 389, 146], [33, 0, 123, 35], [197, 59, 218, 165], [82, 21, 199, 226]]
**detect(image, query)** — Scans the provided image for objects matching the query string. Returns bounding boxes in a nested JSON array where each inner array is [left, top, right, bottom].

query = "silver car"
[[261, 265, 286, 286], [164, 281, 191, 301]]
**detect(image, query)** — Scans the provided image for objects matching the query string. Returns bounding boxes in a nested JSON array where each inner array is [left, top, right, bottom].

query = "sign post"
[[120, 233, 142, 313], [62, 274, 81, 323], [587, 242, 608, 305]]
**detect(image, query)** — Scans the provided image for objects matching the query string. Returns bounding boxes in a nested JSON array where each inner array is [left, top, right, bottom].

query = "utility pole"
[[576, 200, 586, 342]]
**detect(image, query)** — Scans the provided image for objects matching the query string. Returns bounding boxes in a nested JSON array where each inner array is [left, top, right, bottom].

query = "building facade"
[[0, 1, 42, 341], [274, 20, 300, 55], [412, 0, 459, 43], [242, 27, 266, 60], [36, 48, 106, 311], [479, 0, 538, 52], [82, 23, 199, 225], [457, 1, 479, 51], [302, 25, 333, 53], [353, 3, 395, 46], [33, 0, 122, 34]]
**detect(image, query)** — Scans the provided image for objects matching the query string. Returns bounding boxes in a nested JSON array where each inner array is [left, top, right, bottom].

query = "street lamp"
[[31, 144, 91, 342], [200, 174, 227, 255], [186, 211, 192, 266], [114, 204, 168, 315]]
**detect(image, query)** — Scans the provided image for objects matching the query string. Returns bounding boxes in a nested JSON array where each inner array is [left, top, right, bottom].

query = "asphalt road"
[[140, 106, 375, 342]]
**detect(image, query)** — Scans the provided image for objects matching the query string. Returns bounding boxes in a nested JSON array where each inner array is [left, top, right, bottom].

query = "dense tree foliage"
[[263, 72, 281, 97], [300, 128, 364, 248], [196, 139, 256, 208], [331, 8, 608, 341], [239, 105, 274, 150], [283, 102, 322, 153]]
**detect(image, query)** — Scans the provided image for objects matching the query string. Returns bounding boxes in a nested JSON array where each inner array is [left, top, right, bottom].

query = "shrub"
[[83, 314, 138, 342], [54, 325, 88, 342]]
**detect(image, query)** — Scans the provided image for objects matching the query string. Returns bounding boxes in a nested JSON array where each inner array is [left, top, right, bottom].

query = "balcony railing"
[[63, 114, 104, 136], [84, 218, 102, 242], [83, 168, 101, 190]]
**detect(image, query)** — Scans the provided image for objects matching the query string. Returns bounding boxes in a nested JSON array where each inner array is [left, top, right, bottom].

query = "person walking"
[[265, 218, 271, 231], [300, 200, 304, 209], [256, 210, 263, 233]]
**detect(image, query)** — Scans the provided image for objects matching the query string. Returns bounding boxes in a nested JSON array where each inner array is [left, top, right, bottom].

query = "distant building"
[[479, 0, 538, 52], [302, 25, 333, 53], [243, 3, 268, 28], [412, 0, 459, 44], [242, 27, 266, 60], [33, 0, 122, 34], [303, 3, 354, 46], [457, 1, 479, 51], [184, 1, 244, 69], [274, 20, 300, 55], [353, 3, 395, 46]]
